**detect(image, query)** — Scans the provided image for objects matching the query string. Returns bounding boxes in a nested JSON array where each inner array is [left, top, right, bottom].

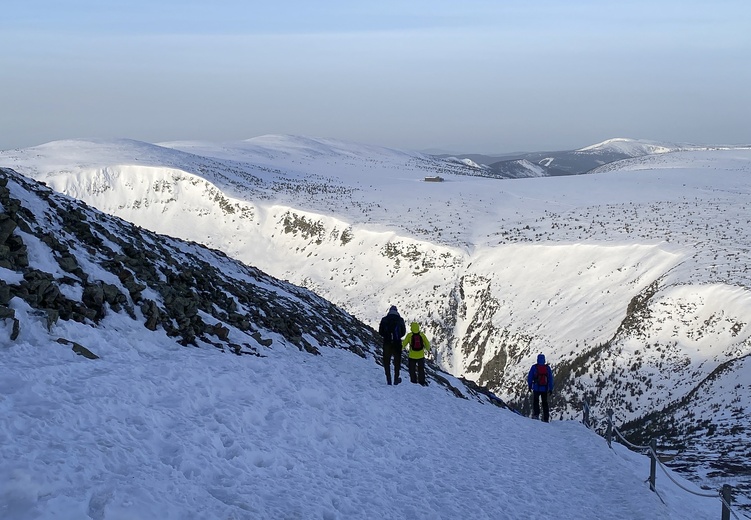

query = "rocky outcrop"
[[0, 167, 381, 356]]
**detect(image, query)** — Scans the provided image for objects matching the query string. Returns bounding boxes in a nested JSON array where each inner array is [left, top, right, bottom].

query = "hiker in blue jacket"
[[527, 353, 554, 422]]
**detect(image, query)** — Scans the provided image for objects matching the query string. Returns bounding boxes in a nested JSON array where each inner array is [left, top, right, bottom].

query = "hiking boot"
[[394, 377, 402, 385]]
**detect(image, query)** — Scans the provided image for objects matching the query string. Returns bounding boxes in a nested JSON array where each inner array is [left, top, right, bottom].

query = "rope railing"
[[612, 424, 649, 451], [581, 400, 742, 520], [645, 443, 723, 499]]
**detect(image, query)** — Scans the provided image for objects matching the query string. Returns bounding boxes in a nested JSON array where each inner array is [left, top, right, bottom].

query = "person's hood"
[[410, 322, 420, 333], [537, 353, 546, 365], [388, 306, 399, 315]]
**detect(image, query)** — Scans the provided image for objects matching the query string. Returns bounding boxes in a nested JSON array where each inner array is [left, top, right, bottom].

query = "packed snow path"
[[0, 308, 722, 519]]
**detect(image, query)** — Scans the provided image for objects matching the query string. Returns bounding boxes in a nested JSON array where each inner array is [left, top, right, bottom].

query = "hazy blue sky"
[[2, 0, 750, 153]]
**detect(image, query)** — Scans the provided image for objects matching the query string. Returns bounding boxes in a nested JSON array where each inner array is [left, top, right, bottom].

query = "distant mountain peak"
[[444, 156, 484, 169], [576, 138, 674, 156]]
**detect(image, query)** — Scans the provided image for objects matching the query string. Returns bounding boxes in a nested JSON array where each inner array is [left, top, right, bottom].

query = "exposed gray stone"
[[56, 337, 99, 360], [0, 282, 11, 305], [10, 318, 19, 340], [45, 309, 59, 330], [141, 299, 161, 331], [0, 213, 17, 244], [57, 253, 85, 280], [212, 323, 230, 341], [252, 332, 273, 347]]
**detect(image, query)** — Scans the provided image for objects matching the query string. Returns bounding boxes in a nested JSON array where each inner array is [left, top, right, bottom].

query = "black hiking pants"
[[532, 391, 550, 422], [408, 358, 426, 385], [383, 342, 402, 385]]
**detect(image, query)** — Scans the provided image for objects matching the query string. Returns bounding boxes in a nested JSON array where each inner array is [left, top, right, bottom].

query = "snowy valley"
[[2, 136, 750, 517]]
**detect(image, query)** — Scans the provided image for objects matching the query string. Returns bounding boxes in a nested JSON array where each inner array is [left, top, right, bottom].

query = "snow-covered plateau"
[[2, 135, 750, 517]]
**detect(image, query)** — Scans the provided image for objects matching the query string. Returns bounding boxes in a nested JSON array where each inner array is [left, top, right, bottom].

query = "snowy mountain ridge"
[[576, 137, 677, 156], [444, 156, 486, 169], [575, 137, 748, 158], [2, 136, 751, 510], [474, 137, 749, 177]]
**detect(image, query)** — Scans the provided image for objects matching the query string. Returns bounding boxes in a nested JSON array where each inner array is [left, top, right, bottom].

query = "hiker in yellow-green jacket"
[[402, 322, 431, 386]]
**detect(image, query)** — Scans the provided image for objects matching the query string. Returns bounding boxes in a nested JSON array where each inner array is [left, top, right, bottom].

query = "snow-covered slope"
[[0, 167, 730, 519], [464, 157, 552, 179], [2, 137, 751, 508]]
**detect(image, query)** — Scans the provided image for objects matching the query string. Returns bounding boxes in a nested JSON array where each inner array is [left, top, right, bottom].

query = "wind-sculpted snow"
[[3, 136, 751, 509]]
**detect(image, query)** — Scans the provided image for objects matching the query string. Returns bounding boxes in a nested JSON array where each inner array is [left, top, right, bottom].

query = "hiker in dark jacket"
[[378, 306, 406, 385], [527, 353, 554, 422]]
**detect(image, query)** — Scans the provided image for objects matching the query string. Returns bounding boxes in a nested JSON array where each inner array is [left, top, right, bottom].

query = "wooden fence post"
[[721, 484, 732, 520], [606, 409, 613, 448], [583, 400, 590, 429], [649, 438, 657, 492]]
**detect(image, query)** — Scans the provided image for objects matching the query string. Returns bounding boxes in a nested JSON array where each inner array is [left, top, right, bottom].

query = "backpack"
[[410, 333, 424, 351], [535, 364, 548, 387], [391, 325, 401, 343]]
